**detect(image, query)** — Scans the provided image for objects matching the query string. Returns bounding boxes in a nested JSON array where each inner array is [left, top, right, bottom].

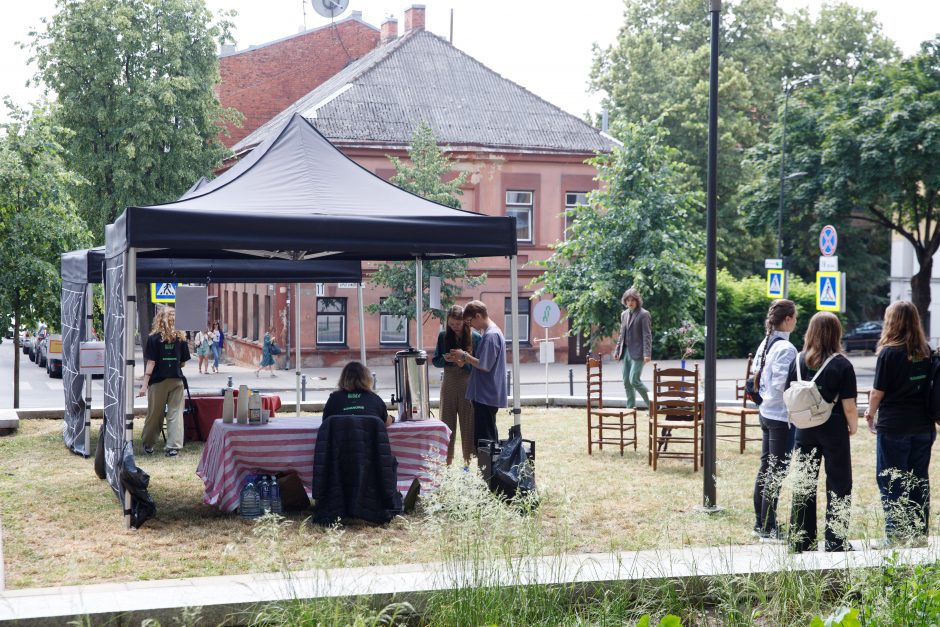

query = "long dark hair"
[[803, 312, 843, 369], [878, 300, 929, 360], [444, 305, 472, 353]]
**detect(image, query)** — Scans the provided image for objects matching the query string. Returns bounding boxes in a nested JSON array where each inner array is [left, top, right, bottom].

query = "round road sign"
[[819, 225, 838, 257], [533, 300, 561, 328]]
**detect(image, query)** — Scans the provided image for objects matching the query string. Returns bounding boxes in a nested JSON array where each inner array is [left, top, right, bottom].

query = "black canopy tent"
[[60, 245, 361, 457], [102, 114, 520, 525]]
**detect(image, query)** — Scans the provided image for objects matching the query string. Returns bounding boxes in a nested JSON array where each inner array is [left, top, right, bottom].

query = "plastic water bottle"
[[239, 480, 262, 519], [270, 476, 283, 515], [260, 475, 272, 513]]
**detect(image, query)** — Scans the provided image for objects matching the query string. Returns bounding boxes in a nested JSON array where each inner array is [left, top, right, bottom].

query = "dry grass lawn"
[[1, 408, 938, 589]]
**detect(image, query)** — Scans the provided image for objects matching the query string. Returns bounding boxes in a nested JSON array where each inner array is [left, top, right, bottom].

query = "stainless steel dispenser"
[[391, 348, 430, 421]]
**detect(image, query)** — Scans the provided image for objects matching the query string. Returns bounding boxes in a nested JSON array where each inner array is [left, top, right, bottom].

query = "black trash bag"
[[121, 445, 156, 529], [93, 422, 106, 480], [491, 424, 536, 501]]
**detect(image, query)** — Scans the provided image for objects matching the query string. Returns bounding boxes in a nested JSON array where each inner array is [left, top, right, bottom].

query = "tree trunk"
[[12, 309, 19, 409], [911, 253, 933, 337]]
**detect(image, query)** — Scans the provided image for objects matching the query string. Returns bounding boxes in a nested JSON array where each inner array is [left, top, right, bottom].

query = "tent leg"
[[123, 248, 137, 528], [295, 282, 301, 417], [510, 256, 521, 426], [84, 284, 93, 457], [358, 281, 367, 365], [415, 259, 423, 351]]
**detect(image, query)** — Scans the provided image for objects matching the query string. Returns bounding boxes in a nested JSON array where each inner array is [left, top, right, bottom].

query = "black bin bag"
[[477, 424, 536, 501]]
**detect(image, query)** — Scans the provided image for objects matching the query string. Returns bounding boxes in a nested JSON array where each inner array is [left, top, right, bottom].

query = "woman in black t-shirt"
[[865, 300, 935, 545], [786, 312, 858, 552], [138, 307, 190, 457], [322, 361, 392, 426]]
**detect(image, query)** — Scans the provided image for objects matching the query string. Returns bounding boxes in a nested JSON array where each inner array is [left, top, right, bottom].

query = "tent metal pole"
[[84, 284, 93, 457], [415, 259, 423, 351], [357, 281, 367, 365], [123, 247, 137, 528], [295, 282, 301, 417], [510, 256, 521, 426]]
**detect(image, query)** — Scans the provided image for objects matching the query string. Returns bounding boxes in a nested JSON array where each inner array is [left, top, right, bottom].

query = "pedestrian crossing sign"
[[767, 269, 785, 298], [151, 282, 178, 303], [816, 272, 842, 312]]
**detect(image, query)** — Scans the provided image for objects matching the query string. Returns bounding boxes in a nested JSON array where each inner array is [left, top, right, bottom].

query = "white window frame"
[[504, 297, 530, 345], [316, 297, 347, 346], [565, 191, 588, 241], [506, 190, 534, 243], [379, 299, 408, 345]]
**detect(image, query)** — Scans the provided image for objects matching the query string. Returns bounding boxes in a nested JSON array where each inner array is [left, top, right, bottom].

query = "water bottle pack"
[[239, 472, 282, 517]]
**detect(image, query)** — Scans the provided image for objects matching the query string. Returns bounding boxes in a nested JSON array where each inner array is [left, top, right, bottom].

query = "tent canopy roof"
[[63, 247, 361, 285], [107, 114, 517, 261]]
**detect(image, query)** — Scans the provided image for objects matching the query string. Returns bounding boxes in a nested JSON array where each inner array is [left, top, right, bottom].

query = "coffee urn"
[[391, 348, 430, 421]]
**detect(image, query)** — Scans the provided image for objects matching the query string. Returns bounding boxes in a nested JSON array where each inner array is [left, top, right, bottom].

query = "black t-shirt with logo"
[[144, 333, 191, 385], [873, 346, 932, 433], [786, 353, 857, 422], [322, 390, 389, 423]]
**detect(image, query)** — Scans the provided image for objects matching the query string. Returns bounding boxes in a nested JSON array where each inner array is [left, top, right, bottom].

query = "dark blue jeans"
[[753, 416, 794, 533], [876, 429, 936, 538]]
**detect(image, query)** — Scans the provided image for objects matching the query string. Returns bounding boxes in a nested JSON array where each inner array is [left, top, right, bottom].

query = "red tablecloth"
[[195, 417, 451, 513], [187, 393, 282, 442]]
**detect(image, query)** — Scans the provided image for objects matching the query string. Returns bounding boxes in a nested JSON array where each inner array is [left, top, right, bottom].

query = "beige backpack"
[[784, 353, 839, 429]]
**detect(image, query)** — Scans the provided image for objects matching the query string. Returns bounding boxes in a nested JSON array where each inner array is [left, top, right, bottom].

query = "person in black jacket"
[[865, 300, 935, 546], [322, 361, 392, 426], [786, 312, 857, 552]]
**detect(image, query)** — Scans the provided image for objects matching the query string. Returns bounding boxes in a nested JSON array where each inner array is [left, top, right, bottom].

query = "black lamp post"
[[776, 75, 819, 260]]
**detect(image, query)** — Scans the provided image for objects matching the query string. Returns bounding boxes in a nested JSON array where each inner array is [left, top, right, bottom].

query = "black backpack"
[[927, 352, 940, 424]]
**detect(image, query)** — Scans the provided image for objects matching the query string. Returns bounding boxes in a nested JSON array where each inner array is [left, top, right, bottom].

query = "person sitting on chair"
[[322, 361, 392, 426]]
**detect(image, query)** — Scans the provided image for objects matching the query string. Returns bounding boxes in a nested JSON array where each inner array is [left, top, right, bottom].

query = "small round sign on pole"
[[819, 225, 838, 257], [533, 300, 561, 328]]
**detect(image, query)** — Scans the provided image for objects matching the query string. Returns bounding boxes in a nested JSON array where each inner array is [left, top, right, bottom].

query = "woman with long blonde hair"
[[786, 312, 858, 552], [137, 306, 190, 457], [866, 301, 935, 546]]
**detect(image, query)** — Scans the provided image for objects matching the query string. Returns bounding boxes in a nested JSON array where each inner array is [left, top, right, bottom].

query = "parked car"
[[21, 331, 31, 353], [842, 320, 883, 352], [28, 324, 47, 363], [42, 333, 63, 378]]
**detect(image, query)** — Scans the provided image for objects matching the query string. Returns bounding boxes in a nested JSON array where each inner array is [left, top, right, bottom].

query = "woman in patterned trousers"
[[433, 305, 481, 467]]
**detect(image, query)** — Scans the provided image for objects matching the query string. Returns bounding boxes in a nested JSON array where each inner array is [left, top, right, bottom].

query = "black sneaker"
[[403, 478, 421, 514], [164, 448, 179, 458], [143, 445, 154, 455]]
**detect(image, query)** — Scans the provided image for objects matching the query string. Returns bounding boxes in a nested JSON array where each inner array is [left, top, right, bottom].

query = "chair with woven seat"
[[586, 353, 637, 455], [648, 363, 703, 471], [715, 354, 761, 454]]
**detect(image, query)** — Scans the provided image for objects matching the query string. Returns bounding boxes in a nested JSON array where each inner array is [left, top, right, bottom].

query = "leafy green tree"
[[590, 0, 897, 275], [0, 102, 91, 407], [28, 0, 238, 239], [368, 122, 486, 325], [532, 121, 703, 357]]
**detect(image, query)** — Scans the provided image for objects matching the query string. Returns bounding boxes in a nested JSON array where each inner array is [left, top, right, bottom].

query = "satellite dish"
[[311, 0, 349, 19]]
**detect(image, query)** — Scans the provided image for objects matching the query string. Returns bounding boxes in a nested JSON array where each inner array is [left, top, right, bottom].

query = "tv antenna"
[[311, 0, 349, 19]]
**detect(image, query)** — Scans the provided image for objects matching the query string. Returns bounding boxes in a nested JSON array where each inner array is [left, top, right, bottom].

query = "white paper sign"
[[539, 341, 556, 364], [79, 340, 105, 375], [429, 276, 442, 310], [174, 284, 208, 331]]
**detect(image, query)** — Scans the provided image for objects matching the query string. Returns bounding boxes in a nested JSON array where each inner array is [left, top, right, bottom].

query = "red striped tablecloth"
[[196, 417, 451, 513]]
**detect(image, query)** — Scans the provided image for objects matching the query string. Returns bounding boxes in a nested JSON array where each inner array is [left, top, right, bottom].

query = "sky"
[[0, 0, 936, 123]]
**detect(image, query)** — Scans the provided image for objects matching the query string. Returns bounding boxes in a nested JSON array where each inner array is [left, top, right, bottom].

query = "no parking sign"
[[819, 225, 838, 257]]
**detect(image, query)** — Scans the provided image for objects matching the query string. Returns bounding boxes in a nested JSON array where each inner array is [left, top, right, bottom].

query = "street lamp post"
[[776, 75, 819, 261]]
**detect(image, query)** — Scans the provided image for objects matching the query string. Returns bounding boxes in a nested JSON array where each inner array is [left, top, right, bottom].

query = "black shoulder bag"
[[745, 336, 783, 406]]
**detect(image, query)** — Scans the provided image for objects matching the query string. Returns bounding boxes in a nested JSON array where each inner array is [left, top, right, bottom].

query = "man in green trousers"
[[613, 288, 652, 409]]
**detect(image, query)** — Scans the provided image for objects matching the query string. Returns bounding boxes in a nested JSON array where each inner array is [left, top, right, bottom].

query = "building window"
[[223, 291, 229, 329], [231, 291, 239, 337], [252, 294, 260, 341], [264, 294, 271, 336], [379, 299, 408, 345], [504, 298, 530, 345], [506, 190, 533, 243], [317, 297, 347, 346], [565, 191, 588, 240], [241, 293, 248, 338]]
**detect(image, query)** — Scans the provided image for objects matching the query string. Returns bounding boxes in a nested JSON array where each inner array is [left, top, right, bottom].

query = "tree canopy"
[[533, 121, 703, 357], [28, 0, 238, 239], [368, 122, 486, 324]]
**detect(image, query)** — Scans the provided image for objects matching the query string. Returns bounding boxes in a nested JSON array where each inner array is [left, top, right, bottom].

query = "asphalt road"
[[0, 338, 878, 410]]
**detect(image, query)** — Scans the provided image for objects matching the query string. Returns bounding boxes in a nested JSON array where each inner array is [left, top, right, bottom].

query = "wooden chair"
[[586, 353, 637, 455], [648, 363, 703, 471], [715, 354, 762, 454]]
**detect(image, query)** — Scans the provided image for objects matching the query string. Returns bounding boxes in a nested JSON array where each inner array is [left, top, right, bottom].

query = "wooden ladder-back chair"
[[586, 353, 637, 455], [715, 354, 762, 454], [648, 363, 703, 471]]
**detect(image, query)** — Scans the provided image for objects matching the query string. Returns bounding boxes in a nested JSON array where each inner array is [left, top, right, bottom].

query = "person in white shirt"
[[751, 298, 798, 541]]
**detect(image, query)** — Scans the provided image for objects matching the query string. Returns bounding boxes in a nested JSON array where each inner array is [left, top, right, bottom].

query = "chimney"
[[351, 10, 362, 20], [404, 5, 425, 33], [381, 16, 398, 44]]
